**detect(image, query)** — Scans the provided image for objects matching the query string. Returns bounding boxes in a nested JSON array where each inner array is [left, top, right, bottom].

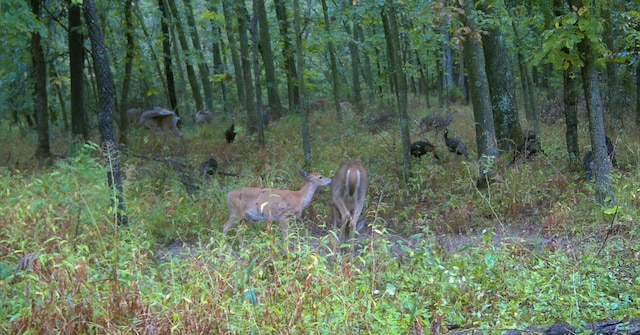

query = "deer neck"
[[296, 182, 319, 209]]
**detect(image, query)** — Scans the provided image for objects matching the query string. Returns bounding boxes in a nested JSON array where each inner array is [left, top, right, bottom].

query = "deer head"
[[330, 160, 369, 243], [223, 169, 331, 238], [138, 107, 183, 137], [195, 109, 213, 125]]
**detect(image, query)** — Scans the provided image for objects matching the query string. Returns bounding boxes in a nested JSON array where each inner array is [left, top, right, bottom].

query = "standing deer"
[[417, 112, 456, 133], [223, 169, 331, 238], [330, 160, 369, 244], [138, 107, 183, 137]]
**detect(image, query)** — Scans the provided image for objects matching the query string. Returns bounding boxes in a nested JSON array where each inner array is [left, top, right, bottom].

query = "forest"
[[1, 0, 640, 333]]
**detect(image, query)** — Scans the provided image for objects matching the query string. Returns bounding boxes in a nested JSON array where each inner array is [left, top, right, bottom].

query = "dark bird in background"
[[583, 136, 616, 181], [225, 118, 237, 143], [509, 131, 545, 165], [410, 141, 440, 160], [200, 154, 218, 177], [444, 127, 468, 158]]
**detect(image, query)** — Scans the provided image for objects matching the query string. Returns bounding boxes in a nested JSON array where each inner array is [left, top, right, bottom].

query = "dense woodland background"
[[1, 0, 640, 334]]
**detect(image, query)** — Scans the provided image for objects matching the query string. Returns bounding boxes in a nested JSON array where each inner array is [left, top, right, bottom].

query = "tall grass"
[[1, 105, 639, 334]]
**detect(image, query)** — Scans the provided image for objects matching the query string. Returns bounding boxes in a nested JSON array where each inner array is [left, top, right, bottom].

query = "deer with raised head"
[[138, 106, 183, 137], [330, 160, 369, 244], [417, 112, 456, 133], [223, 169, 331, 238], [195, 108, 213, 125]]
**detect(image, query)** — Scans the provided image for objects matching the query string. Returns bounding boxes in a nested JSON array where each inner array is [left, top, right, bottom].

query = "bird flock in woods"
[[114, 103, 618, 243]]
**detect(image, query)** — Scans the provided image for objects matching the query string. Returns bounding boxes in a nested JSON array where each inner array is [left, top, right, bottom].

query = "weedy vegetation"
[[1, 103, 639, 334]]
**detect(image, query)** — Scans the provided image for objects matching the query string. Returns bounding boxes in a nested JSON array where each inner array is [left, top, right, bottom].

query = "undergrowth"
[[1, 105, 640, 334]]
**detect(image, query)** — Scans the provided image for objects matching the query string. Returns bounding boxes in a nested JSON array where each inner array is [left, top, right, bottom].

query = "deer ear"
[[297, 169, 308, 178]]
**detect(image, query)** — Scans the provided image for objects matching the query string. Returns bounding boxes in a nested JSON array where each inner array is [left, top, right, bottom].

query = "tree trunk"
[[382, 0, 411, 181], [511, 14, 539, 135], [603, 7, 622, 120], [84, 0, 128, 225], [462, 0, 498, 189], [208, 4, 228, 113], [183, 0, 214, 112], [68, 0, 87, 140], [158, 0, 177, 111], [348, 21, 363, 116], [30, 0, 50, 161], [166, 0, 202, 114], [320, 0, 341, 123], [252, 0, 265, 145], [566, 0, 612, 203], [274, 0, 300, 112], [222, 0, 246, 111], [636, 63, 640, 127], [563, 66, 580, 158], [356, 24, 375, 104], [441, 21, 454, 106], [255, 0, 282, 120], [482, 11, 522, 151], [294, 0, 310, 164], [118, 0, 134, 145], [237, 1, 258, 134]]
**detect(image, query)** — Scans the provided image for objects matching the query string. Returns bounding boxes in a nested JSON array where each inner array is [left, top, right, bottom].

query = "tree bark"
[[568, 0, 613, 203], [255, 0, 282, 120], [68, 0, 87, 140], [603, 7, 622, 120], [563, 66, 580, 158], [320, 0, 342, 123], [158, 0, 178, 112], [462, 0, 498, 189], [222, 0, 246, 111], [252, 0, 265, 145], [294, 0, 311, 164], [274, 0, 300, 112], [348, 21, 362, 116], [118, 0, 134, 145], [237, 1, 258, 134], [30, 0, 50, 161], [166, 0, 202, 114], [482, 13, 522, 152], [382, 0, 412, 181], [183, 0, 214, 112], [84, 0, 128, 225]]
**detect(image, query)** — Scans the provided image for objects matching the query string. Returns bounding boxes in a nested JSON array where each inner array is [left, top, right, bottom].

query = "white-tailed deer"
[[223, 169, 331, 238], [138, 107, 183, 137], [195, 108, 213, 125], [417, 112, 456, 133], [330, 160, 368, 243], [113, 108, 140, 126]]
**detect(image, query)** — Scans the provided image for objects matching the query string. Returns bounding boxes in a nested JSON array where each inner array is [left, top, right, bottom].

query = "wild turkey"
[[583, 136, 616, 181], [410, 141, 440, 160], [225, 118, 237, 143], [443, 127, 468, 158], [200, 154, 218, 177]]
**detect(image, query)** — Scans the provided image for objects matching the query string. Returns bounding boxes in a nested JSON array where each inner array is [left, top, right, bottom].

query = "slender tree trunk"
[[183, 0, 214, 112], [320, 0, 341, 123], [119, 0, 135, 145], [294, 0, 310, 164], [84, 0, 128, 225], [30, 0, 50, 161], [167, 0, 202, 114], [567, 0, 612, 203], [252, 0, 265, 145], [69, 0, 87, 140], [462, 0, 498, 189], [222, 0, 246, 111], [274, 0, 300, 112], [510, 14, 540, 134], [603, 7, 622, 120], [237, 2, 258, 134], [563, 66, 580, 158], [382, 0, 411, 180], [482, 13, 522, 151], [356, 24, 375, 103], [158, 0, 177, 111], [348, 21, 362, 115], [255, 0, 282, 120], [441, 22, 454, 106]]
